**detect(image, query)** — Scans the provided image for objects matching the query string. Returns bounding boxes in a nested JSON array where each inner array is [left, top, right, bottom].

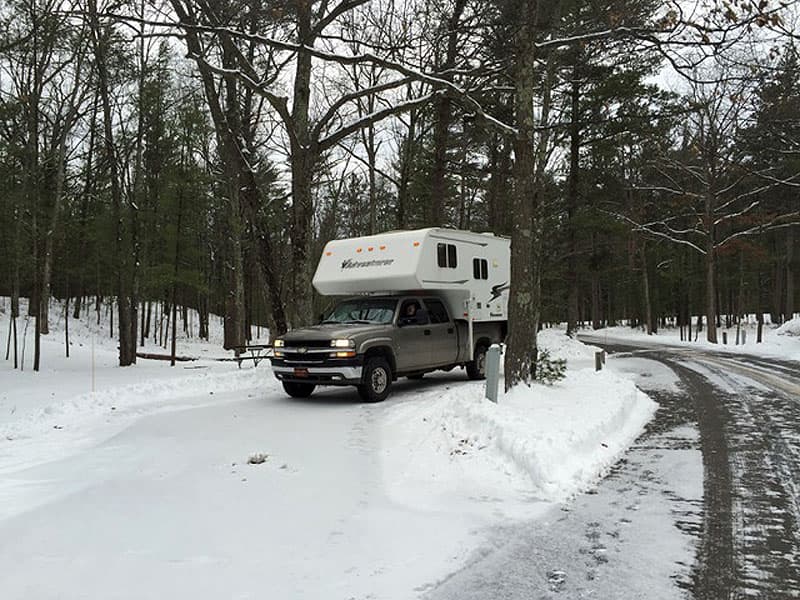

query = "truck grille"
[[285, 340, 331, 348], [282, 341, 332, 362]]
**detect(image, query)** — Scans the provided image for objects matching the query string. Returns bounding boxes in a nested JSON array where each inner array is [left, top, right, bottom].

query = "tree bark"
[[566, 68, 581, 336], [705, 246, 718, 343], [641, 243, 653, 334], [396, 106, 418, 229], [171, 189, 183, 367], [88, 0, 134, 366], [428, 0, 467, 227], [787, 226, 796, 321], [504, 0, 542, 389], [40, 124, 70, 335], [287, 2, 316, 328]]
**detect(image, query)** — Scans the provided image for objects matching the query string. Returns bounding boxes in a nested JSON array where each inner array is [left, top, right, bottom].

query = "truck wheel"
[[282, 381, 316, 398], [466, 345, 488, 380], [358, 357, 392, 402]]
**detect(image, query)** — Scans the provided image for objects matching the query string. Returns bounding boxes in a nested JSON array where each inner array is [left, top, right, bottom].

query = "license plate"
[[293, 368, 309, 378]]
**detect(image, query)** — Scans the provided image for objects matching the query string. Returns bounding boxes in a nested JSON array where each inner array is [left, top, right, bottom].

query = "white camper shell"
[[313, 228, 510, 325]]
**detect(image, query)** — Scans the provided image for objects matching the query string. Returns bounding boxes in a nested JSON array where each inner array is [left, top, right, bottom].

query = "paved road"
[[598, 342, 800, 600], [428, 339, 800, 599]]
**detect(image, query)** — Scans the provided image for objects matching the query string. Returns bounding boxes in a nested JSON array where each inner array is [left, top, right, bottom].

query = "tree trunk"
[[64, 288, 70, 358], [787, 226, 795, 321], [641, 244, 653, 334], [89, 0, 134, 366], [170, 189, 183, 366], [396, 109, 416, 229], [365, 122, 377, 235], [428, 0, 466, 227], [566, 69, 581, 336], [505, 5, 541, 389], [772, 238, 784, 324], [40, 127, 70, 335], [705, 248, 718, 343]]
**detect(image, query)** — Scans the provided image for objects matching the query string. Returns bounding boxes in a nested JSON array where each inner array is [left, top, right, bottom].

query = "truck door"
[[394, 299, 431, 372], [422, 298, 459, 366]]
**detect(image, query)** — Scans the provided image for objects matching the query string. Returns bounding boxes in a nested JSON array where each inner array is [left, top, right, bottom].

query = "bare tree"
[[623, 70, 799, 342]]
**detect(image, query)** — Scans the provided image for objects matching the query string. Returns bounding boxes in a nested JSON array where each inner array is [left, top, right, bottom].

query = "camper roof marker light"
[[356, 248, 363, 253], [413, 241, 420, 247], [379, 245, 386, 250], [368, 247, 374, 252], [325, 251, 332, 256]]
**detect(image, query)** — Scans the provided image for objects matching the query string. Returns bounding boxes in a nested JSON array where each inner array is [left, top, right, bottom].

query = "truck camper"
[[271, 228, 510, 401]]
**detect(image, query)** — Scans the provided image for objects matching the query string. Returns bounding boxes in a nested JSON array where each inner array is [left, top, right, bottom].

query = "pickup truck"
[[271, 295, 505, 402]]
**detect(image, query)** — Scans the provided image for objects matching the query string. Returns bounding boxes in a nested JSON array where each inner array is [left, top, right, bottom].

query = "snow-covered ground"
[[382, 331, 656, 518], [577, 317, 800, 362], [1, 298, 657, 599]]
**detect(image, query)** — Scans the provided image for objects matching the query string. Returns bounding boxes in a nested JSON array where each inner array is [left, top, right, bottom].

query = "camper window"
[[473, 258, 488, 280], [437, 243, 458, 268]]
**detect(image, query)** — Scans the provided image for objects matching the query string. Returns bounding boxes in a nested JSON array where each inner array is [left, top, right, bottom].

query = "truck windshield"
[[323, 299, 396, 324]]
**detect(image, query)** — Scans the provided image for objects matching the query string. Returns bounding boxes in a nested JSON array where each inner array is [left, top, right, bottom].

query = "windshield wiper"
[[343, 320, 372, 324]]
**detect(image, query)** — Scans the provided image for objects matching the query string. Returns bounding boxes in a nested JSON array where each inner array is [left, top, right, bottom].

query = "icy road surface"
[[581, 338, 800, 600]]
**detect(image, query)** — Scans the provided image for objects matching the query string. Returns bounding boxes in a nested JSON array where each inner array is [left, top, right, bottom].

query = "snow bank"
[[538, 328, 601, 361], [381, 338, 656, 518], [776, 316, 800, 336]]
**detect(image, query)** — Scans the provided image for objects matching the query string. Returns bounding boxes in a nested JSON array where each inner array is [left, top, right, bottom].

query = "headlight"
[[273, 339, 285, 348], [331, 339, 355, 348]]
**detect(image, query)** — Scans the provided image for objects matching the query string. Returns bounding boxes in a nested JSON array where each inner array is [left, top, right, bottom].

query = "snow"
[[381, 360, 656, 519], [776, 316, 800, 337], [579, 319, 800, 363], [0, 297, 658, 599]]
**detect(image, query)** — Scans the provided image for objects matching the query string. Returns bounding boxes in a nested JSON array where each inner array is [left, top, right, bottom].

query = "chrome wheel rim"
[[371, 367, 388, 394]]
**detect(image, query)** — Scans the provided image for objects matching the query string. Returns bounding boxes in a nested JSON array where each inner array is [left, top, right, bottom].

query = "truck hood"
[[280, 323, 390, 343]]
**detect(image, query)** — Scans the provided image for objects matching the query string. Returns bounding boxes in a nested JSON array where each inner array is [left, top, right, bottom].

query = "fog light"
[[333, 351, 356, 358]]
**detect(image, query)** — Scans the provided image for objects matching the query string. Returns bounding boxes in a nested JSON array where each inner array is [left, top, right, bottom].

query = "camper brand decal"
[[488, 282, 510, 303], [340, 258, 395, 270]]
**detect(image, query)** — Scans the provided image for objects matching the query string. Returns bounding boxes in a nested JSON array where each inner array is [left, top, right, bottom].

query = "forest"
[[0, 0, 798, 383]]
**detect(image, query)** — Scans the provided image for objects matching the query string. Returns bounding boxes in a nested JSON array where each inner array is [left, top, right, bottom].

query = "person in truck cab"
[[399, 300, 428, 326]]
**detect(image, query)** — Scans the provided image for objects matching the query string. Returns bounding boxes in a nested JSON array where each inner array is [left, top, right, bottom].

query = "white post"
[[485, 344, 501, 403]]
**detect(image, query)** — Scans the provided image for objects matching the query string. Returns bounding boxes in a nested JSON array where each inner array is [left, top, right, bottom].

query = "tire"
[[357, 357, 393, 402], [407, 373, 424, 380], [466, 344, 488, 380], [282, 381, 316, 398]]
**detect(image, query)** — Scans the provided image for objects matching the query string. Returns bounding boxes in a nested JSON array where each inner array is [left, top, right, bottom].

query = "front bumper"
[[271, 356, 364, 385], [272, 365, 363, 384]]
